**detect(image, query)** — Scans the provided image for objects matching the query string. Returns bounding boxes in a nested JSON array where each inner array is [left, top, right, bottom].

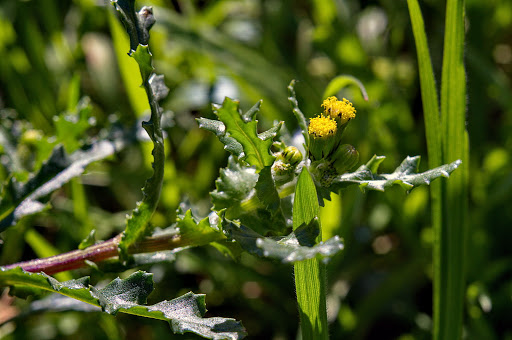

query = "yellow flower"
[[308, 115, 337, 138], [321, 96, 356, 124]]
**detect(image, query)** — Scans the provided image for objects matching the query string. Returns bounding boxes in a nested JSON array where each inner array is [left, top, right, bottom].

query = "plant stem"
[[0, 231, 205, 275]]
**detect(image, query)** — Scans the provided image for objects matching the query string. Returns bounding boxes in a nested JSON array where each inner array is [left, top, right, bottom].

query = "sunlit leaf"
[[132, 44, 154, 83], [213, 98, 274, 171], [330, 156, 461, 192], [223, 219, 343, 263], [211, 156, 258, 211], [0, 268, 246, 339]]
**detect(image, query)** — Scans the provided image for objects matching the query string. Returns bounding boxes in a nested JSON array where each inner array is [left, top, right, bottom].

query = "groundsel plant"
[[0, 1, 462, 339]]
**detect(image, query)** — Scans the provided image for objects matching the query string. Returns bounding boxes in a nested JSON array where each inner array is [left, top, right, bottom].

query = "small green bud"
[[331, 144, 359, 174], [281, 146, 302, 166]]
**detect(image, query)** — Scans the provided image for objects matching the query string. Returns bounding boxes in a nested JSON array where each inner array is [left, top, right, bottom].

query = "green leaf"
[[197, 118, 244, 159], [287, 80, 309, 147], [322, 74, 369, 101], [437, 0, 469, 339], [292, 168, 328, 340], [211, 156, 258, 211], [406, 0, 442, 169], [257, 121, 283, 142], [0, 137, 129, 232], [131, 44, 154, 83], [0, 268, 246, 339], [242, 100, 262, 122], [224, 219, 343, 263], [78, 229, 96, 250], [211, 158, 287, 235], [214, 98, 274, 171], [175, 209, 226, 246], [293, 168, 319, 229], [330, 156, 461, 193], [255, 166, 282, 215]]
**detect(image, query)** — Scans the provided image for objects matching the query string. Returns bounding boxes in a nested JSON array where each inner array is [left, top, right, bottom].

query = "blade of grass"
[[406, 2, 444, 338], [293, 168, 328, 340], [438, 0, 469, 339], [406, 0, 442, 168], [407, 1, 468, 339]]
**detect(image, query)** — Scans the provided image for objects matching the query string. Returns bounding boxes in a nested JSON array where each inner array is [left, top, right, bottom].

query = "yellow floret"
[[321, 96, 356, 124], [308, 115, 337, 138]]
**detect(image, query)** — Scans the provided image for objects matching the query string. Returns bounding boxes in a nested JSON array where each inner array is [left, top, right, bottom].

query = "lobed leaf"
[[175, 209, 226, 246], [211, 157, 287, 235], [211, 156, 258, 211], [197, 118, 245, 159], [213, 98, 275, 171], [223, 219, 343, 263], [0, 268, 246, 339], [132, 44, 154, 83], [331, 156, 461, 192]]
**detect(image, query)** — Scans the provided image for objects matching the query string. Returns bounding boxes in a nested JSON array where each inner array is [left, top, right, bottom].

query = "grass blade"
[[407, 1, 468, 339], [437, 0, 469, 339]]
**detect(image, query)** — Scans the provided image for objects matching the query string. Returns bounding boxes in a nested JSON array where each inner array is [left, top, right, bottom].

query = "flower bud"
[[331, 144, 359, 174], [281, 146, 302, 166]]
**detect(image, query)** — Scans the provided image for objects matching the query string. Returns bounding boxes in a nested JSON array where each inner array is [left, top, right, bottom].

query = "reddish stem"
[[1, 232, 186, 276]]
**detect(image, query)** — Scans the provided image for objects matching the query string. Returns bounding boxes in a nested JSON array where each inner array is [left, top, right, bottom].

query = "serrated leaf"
[[242, 100, 262, 122], [211, 156, 258, 210], [0, 137, 129, 232], [197, 118, 244, 159], [210, 158, 286, 235], [175, 210, 226, 246], [0, 268, 246, 339], [223, 219, 343, 263], [331, 156, 461, 192], [214, 98, 274, 171], [78, 229, 96, 250], [132, 44, 154, 83], [365, 154, 386, 173], [257, 121, 283, 141], [287, 80, 309, 147]]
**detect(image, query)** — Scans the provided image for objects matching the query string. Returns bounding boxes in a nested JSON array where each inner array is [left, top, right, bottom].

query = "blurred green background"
[[0, 0, 511, 339]]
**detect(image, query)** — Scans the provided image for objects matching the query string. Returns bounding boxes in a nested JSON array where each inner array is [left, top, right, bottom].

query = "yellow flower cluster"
[[308, 115, 337, 138], [321, 96, 356, 124]]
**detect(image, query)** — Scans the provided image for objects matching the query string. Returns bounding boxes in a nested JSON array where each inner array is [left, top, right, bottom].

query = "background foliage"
[[1, 0, 511, 339]]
